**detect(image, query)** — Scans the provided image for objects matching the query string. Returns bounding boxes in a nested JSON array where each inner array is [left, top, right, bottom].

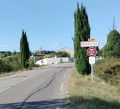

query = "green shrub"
[[0, 59, 12, 73], [94, 58, 120, 87], [56, 51, 70, 57], [43, 55, 50, 58], [104, 69, 113, 75], [27, 58, 34, 70], [0, 55, 22, 73]]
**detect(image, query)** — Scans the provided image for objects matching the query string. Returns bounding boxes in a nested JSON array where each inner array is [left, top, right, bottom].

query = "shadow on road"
[[67, 96, 120, 109], [0, 98, 66, 109]]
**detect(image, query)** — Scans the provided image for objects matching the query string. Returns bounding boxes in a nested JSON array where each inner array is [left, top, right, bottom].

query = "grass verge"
[[94, 58, 120, 87], [67, 68, 120, 109]]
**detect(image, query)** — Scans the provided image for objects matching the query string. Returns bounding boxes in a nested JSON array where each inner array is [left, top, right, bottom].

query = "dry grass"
[[94, 58, 120, 75], [0, 69, 26, 78], [94, 58, 120, 87], [67, 68, 120, 109]]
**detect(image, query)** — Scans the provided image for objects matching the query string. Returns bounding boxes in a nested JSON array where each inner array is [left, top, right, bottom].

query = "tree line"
[[0, 51, 17, 58]]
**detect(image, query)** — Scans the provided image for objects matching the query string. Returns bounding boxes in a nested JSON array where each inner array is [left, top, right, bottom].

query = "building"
[[33, 47, 54, 55], [57, 48, 74, 57], [33, 47, 43, 53], [36, 57, 75, 65]]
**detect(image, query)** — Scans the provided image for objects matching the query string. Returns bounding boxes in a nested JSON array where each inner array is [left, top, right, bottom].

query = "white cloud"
[[53, 43, 59, 47], [52, 43, 60, 50], [1, 45, 9, 48]]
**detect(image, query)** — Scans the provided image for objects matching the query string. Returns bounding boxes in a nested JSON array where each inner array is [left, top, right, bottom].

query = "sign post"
[[89, 56, 95, 81], [87, 49, 96, 81], [91, 64, 93, 81], [80, 39, 99, 81]]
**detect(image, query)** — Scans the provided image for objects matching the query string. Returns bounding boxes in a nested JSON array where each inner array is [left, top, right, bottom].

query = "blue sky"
[[0, 0, 120, 52]]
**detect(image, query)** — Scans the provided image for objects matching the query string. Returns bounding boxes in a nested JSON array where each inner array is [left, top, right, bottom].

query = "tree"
[[6, 51, 11, 56], [20, 30, 30, 68], [96, 47, 99, 52], [1, 53, 7, 58], [74, 3, 91, 74], [12, 50, 17, 55], [56, 51, 70, 57], [103, 29, 120, 58]]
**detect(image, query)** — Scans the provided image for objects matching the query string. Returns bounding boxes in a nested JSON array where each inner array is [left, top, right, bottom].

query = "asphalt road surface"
[[0, 63, 74, 109]]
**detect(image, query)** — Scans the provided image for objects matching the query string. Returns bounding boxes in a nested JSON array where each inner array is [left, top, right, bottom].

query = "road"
[[0, 63, 74, 109]]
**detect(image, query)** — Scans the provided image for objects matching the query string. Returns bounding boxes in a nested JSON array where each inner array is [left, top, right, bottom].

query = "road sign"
[[80, 41, 99, 47], [88, 38, 95, 41], [87, 48, 96, 56], [89, 57, 95, 64], [95, 58, 100, 61]]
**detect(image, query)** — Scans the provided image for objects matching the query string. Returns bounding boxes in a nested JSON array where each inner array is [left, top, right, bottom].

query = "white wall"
[[36, 58, 47, 65], [36, 57, 74, 65]]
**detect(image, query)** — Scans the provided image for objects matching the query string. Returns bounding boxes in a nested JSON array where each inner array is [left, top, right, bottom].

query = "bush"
[[94, 58, 120, 87], [0, 55, 22, 73], [104, 69, 113, 75], [43, 55, 50, 58], [27, 58, 34, 70], [0, 59, 12, 72]]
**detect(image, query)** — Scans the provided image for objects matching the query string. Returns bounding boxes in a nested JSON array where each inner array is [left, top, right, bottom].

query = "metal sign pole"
[[80, 39, 99, 81], [91, 64, 93, 81]]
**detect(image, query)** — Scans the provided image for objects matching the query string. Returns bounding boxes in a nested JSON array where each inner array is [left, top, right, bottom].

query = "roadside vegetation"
[[67, 67, 120, 109], [0, 53, 35, 76], [0, 53, 22, 73], [0, 30, 35, 76], [0, 51, 17, 58], [94, 58, 120, 88], [70, 2, 120, 108]]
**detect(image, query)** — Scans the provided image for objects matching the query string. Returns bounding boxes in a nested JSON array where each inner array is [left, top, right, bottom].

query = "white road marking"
[[60, 83, 64, 91], [64, 74, 66, 78]]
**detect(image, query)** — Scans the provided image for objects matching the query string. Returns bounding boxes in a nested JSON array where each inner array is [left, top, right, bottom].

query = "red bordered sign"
[[87, 48, 96, 56], [80, 41, 99, 47]]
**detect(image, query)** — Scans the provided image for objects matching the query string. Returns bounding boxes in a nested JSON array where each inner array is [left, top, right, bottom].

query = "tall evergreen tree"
[[74, 3, 91, 74], [20, 30, 30, 68]]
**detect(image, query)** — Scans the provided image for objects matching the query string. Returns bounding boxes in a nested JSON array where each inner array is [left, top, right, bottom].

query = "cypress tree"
[[74, 3, 91, 74], [20, 30, 30, 68]]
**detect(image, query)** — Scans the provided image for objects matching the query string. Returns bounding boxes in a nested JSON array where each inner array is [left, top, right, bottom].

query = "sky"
[[0, 0, 120, 52]]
